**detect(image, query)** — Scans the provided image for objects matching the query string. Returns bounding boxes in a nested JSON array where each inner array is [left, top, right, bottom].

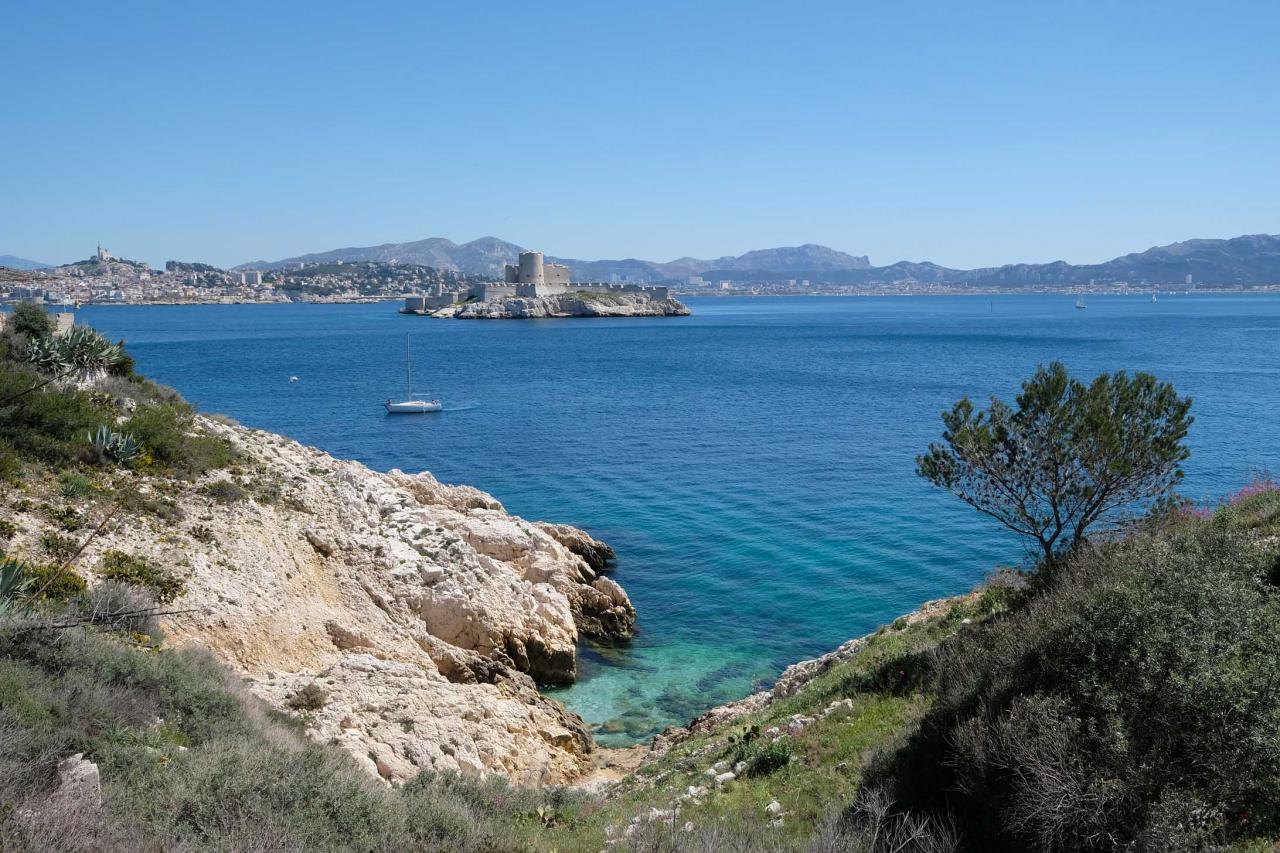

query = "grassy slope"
[[531, 593, 1005, 851]]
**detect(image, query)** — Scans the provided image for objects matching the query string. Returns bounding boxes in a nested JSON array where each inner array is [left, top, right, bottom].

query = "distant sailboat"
[[1075, 295, 1087, 310], [1151, 292, 1158, 303], [385, 333, 442, 414]]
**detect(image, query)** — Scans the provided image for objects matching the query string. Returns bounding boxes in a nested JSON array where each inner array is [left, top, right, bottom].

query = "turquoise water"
[[78, 294, 1280, 743]]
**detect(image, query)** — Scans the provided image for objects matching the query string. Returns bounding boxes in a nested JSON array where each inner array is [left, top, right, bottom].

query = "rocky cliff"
[[436, 292, 691, 319], [4, 417, 635, 785]]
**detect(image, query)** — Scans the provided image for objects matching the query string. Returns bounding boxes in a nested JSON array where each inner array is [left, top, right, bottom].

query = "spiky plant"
[[86, 424, 140, 464], [2, 326, 127, 405], [0, 558, 33, 617]]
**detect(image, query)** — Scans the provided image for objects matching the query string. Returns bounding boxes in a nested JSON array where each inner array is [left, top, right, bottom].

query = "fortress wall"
[[570, 283, 671, 300], [479, 283, 517, 301]]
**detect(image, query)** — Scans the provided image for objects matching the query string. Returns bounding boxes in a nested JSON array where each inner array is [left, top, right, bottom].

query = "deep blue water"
[[77, 294, 1280, 743]]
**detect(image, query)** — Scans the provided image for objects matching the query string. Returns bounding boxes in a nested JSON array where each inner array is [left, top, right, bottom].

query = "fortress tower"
[[517, 251, 545, 287], [505, 250, 571, 297]]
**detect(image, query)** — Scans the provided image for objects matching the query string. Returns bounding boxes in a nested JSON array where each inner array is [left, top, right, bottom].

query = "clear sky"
[[3, 0, 1278, 269]]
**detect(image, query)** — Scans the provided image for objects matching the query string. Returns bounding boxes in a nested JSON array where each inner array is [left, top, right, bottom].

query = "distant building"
[[240, 270, 263, 287], [96, 243, 114, 262], [687, 275, 705, 286], [502, 251, 571, 297], [1185, 274, 1193, 285]]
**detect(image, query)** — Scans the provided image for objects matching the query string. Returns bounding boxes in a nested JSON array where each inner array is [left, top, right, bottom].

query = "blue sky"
[[3, 0, 1278, 268]]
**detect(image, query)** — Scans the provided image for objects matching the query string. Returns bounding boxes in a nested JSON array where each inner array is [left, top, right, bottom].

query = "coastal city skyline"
[[4, 1, 1278, 269], [6, 231, 1280, 308]]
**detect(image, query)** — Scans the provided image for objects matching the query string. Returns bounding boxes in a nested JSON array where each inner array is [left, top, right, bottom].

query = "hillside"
[[241, 239, 874, 282], [241, 232, 1280, 286], [0, 255, 49, 271]]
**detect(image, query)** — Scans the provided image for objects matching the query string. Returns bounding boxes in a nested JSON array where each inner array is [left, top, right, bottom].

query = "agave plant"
[[27, 326, 125, 376], [0, 558, 33, 617], [3, 326, 127, 406], [23, 333, 67, 374], [86, 424, 140, 464]]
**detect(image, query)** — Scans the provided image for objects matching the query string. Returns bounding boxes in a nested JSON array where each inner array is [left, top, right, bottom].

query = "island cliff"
[[3, 417, 635, 785], [433, 291, 691, 319]]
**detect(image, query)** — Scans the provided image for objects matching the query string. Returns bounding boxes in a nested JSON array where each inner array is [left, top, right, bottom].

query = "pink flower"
[[1228, 477, 1277, 506]]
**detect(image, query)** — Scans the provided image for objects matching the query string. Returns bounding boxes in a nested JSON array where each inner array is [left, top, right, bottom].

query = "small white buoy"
[[289, 376, 300, 383]]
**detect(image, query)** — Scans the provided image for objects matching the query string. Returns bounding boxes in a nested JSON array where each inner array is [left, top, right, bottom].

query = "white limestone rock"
[[440, 293, 692, 320], [3, 416, 635, 785]]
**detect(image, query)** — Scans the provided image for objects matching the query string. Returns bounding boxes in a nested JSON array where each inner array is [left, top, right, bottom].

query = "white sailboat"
[[1075, 294, 1087, 309], [385, 334, 441, 414]]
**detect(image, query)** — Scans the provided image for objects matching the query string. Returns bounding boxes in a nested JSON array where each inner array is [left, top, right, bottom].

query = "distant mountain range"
[[237, 239, 873, 281], [0, 254, 50, 271], [238, 233, 1280, 286]]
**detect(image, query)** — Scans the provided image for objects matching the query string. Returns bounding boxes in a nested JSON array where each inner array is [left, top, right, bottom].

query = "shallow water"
[[78, 294, 1280, 744]]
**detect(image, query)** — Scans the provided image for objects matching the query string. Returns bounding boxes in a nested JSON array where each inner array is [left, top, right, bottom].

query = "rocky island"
[[401, 250, 691, 319]]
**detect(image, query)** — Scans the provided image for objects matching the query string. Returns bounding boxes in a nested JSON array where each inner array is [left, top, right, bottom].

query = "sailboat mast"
[[405, 333, 411, 398]]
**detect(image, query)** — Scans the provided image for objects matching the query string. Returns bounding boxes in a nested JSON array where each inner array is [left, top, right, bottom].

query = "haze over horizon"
[[4, 1, 1278, 269]]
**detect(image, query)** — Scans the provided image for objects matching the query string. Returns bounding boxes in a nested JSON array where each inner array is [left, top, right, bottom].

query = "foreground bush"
[[867, 517, 1280, 851], [0, 621, 564, 852]]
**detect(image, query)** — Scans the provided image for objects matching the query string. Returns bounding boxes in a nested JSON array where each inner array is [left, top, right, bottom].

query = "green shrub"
[[0, 621, 553, 850], [743, 738, 793, 777], [200, 478, 246, 505], [838, 648, 936, 698], [57, 470, 94, 498], [249, 475, 282, 504], [0, 367, 106, 466], [43, 502, 82, 531], [20, 561, 88, 602], [0, 441, 23, 482], [189, 524, 215, 544], [123, 403, 235, 479], [0, 519, 15, 541], [286, 682, 328, 712], [39, 530, 78, 561], [99, 549, 185, 603], [868, 520, 1280, 851], [109, 481, 184, 522]]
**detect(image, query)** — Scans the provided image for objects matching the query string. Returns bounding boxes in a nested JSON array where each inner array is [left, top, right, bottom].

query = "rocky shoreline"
[[638, 593, 973, 765], [3, 405, 973, 792], [433, 292, 691, 319], [5, 417, 635, 785]]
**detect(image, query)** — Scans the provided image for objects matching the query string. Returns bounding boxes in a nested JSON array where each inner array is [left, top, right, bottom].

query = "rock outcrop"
[[5, 418, 636, 785], [436, 293, 691, 319]]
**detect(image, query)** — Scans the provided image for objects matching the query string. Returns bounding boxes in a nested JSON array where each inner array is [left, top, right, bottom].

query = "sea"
[[77, 293, 1280, 745]]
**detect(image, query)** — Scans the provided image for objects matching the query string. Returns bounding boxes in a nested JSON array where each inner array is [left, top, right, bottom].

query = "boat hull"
[[385, 400, 442, 414]]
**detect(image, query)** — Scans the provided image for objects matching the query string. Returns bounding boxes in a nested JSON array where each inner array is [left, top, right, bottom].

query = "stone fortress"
[[402, 250, 673, 315]]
